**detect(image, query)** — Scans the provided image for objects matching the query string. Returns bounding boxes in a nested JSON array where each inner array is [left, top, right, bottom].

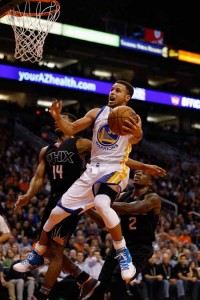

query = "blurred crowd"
[[0, 105, 200, 300]]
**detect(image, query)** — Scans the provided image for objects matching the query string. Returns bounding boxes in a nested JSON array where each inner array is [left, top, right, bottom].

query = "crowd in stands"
[[0, 105, 200, 300]]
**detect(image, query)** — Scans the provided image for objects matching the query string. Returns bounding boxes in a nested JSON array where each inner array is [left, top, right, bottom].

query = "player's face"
[[54, 115, 70, 136], [108, 83, 131, 108], [133, 170, 151, 187]]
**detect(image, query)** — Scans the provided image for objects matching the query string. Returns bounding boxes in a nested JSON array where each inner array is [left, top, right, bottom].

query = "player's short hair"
[[61, 112, 77, 122], [115, 80, 134, 97]]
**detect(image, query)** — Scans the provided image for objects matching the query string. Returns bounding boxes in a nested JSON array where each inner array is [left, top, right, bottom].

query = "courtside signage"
[[0, 63, 199, 110]]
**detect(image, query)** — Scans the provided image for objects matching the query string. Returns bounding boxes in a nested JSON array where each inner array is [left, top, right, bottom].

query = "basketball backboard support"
[[0, 0, 24, 17]]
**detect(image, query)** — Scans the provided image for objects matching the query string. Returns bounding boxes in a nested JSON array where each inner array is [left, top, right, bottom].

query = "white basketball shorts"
[[58, 162, 130, 214]]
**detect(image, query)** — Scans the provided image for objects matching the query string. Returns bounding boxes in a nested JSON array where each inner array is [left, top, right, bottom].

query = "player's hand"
[[143, 164, 167, 178], [49, 99, 62, 121], [14, 194, 30, 212], [121, 114, 142, 137]]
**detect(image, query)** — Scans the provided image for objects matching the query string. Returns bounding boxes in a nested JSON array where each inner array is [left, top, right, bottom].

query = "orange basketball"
[[108, 106, 138, 136]]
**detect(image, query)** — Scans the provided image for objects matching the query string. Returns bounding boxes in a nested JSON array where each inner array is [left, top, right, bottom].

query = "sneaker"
[[13, 250, 44, 272], [79, 276, 100, 299], [115, 247, 136, 283]]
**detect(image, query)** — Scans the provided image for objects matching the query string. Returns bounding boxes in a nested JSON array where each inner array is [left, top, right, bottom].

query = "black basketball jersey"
[[44, 137, 83, 196], [119, 190, 159, 246]]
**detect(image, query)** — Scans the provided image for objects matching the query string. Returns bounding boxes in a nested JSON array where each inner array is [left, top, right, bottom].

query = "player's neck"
[[134, 186, 150, 197], [55, 135, 70, 146], [59, 135, 70, 142]]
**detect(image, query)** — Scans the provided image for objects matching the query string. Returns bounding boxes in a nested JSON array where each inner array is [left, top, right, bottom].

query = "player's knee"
[[96, 184, 118, 203], [94, 194, 111, 216], [50, 206, 66, 223]]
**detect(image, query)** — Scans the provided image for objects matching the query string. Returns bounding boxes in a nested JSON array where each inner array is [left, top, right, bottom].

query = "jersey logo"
[[97, 124, 119, 146], [46, 150, 74, 164]]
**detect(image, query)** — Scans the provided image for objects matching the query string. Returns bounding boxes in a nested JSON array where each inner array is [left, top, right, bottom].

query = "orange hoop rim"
[[6, 0, 60, 17]]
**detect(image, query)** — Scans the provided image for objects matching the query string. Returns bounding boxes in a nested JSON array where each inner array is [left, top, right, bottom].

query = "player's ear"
[[126, 95, 131, 102]]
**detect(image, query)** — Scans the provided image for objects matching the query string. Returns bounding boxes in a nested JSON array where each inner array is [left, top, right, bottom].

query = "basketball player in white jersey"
[[15, 80, 143, 283]]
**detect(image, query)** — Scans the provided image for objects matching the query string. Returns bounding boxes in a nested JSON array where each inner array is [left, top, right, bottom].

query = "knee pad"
[[96, 184, 118, 203]]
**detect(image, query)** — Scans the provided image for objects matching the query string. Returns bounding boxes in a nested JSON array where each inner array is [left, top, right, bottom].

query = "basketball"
[[108, 106, 138, 136]]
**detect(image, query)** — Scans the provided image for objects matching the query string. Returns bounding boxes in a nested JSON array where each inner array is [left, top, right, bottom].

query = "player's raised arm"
[[126, 158, 167, 178], [49, 100, 100, 135], [14, 147, 47, 211]]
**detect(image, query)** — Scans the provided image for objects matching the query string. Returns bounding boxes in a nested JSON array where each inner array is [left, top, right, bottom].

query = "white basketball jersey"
[[90, 106, 132, 164]]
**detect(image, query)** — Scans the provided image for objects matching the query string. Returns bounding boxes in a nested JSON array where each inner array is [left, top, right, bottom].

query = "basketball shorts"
[[48, 213, 81, 246], [39, 194, 81, 246], [58, 162, 130, 213], [39, 193, 62, 237]]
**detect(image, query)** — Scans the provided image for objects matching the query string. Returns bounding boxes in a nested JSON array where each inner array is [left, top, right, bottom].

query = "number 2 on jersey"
[[53, 165, 63, 179], [129, 216, 137, 230]]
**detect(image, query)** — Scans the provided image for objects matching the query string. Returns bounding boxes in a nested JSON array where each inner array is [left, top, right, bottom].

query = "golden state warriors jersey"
[[90, 106, 132, 164]]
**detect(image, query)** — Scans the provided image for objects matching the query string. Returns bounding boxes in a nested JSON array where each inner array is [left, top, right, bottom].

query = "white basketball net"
[[6, 1, 60, 63]]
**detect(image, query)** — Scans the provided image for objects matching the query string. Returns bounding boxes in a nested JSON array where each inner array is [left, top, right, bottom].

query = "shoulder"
[[76, 138, 92, 151], [85, 108, 101, 119], [145, 192, 160, 201], [38, 146, 48, 162]]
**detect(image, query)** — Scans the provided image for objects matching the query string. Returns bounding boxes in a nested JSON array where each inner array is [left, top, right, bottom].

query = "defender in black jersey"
[[14, 113, 96, 300], [86, 170, 161, 300]]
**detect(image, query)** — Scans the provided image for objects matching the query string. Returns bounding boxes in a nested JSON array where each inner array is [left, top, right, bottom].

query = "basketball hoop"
[[6, 0, 60, 63]]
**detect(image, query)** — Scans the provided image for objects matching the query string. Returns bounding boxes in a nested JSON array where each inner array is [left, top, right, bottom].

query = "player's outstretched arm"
[[49, 100, 99, 135], [112, 193, 161, 215], [14, 147, 47, 211], [126, 158, 167, 178]]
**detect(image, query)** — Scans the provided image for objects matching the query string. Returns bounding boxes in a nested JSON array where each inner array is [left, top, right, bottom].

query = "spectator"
[[73, 233, 86, 253], [85, 250, 104, 280], [188, 260, 200, 279], [178, 229, 192, 246], [75, 251, 90, 274], [2, 249, 15, 268], [172, 253, 199, 300], [7, 252, 36, 300], [67, 248, 78, 263], [18, 236, 32, 252], [3, 236, 17, 256], [158, 252, 185, 300], [194, 250, 200, 269], [11, 244, 20, 261], [142, 253, 164, 300], [0, 262, 16, 300]]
